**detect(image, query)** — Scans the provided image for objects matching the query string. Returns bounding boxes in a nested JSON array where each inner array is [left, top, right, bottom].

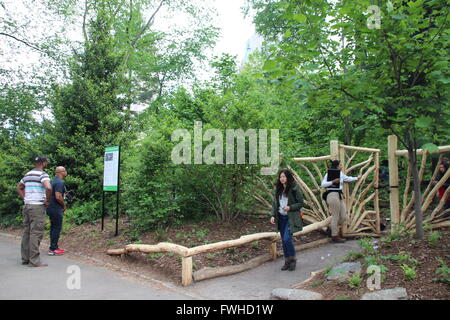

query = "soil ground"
[[295, 229, 450, 300]]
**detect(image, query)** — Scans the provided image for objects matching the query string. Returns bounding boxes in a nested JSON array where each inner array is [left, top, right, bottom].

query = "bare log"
[[107, 242, 190, 257], [193, 238, 331, 282], [340, 145, 381, 153], [186, 232, 277, 256], [395, 145, 450, 157], [106, 248, 127, 255], [293, 155, 332, 162]]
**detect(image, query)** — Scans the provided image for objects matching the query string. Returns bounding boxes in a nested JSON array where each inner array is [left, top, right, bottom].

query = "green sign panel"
[[103, 146, 119, 191]]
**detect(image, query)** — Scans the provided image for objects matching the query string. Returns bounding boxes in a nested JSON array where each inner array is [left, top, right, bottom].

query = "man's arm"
[[17, 183, 25, 200], [55, 192, 66, 210], [42, 180, 52, 206]]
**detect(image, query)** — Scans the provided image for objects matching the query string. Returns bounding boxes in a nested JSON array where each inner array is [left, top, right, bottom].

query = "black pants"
[[47, 208, 63, 251]]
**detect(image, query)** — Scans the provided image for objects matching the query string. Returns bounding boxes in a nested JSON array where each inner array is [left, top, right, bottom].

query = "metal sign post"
[[101, 146, 121, 236]]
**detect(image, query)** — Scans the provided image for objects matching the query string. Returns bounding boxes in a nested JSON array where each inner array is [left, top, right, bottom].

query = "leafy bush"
[[346, 273, 362, 289], [428, 231, 442, 247], [400, 264, 416, 281], [65, 201, 102, 225], [433, 258, 450, 284], [358, 238, 378, 254]]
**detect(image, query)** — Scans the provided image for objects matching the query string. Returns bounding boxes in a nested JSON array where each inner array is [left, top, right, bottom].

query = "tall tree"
[[50, 4, 130, 201]]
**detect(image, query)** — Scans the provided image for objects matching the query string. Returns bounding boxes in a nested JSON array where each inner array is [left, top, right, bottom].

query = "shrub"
[[428, 231, 442, 247], [433, 258, 450, 284], [347, 273, 363, 289], [364, 255, 381, 267], [358, 238, 378, 254], [400, 264, 416, 281], [65, 201, 102, 225]]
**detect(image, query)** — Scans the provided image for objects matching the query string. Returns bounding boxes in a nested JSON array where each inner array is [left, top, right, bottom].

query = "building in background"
[[241, 33, 264, 68]]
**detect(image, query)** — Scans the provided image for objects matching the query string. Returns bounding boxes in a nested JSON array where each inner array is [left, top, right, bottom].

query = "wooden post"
[[330, 140, 339, 161], [182, 257, 193, 286], [339, 144, 349, 236], [374, 152, 381, 234], [269, 241, 277, 260], [388, 135, 400, 229]]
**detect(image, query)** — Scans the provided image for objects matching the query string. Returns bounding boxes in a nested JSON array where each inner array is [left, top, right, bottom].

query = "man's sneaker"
[[55, 248, 65, 254], [48, 249, 63, 256]]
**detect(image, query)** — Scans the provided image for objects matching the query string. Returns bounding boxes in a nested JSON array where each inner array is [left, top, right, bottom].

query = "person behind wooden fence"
[[321, 160, 360, 243], [432, 162, 450, 213]]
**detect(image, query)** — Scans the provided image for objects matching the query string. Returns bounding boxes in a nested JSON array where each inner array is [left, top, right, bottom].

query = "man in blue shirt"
[[47, 166, 67, 256]]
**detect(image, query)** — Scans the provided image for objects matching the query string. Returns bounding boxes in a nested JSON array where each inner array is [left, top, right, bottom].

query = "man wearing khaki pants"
[[17, 156, 52, 267], [321, 160, 360, 243]]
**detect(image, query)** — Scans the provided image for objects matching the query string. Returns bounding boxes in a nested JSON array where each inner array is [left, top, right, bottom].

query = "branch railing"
[[107, 217, 331, 286], [388, 135, 450, 230]]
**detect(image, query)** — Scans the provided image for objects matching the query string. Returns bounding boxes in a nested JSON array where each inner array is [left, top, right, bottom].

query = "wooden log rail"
[[107, 217, 332, 286]]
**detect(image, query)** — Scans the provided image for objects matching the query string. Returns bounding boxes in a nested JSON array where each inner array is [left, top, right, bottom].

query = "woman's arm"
[[270, 193, 277, 217], [289, 187, 304, 212]]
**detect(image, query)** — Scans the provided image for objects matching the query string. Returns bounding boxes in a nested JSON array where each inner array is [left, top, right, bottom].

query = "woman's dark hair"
[[275, 169, 296, 198], [437, 162, 449, 180], [331, 160, 340, 169]]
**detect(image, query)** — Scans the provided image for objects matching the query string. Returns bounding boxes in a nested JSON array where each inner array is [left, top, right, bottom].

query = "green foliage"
[[400, 264, 417, 281], [433, 258, 450, 284], [358, 238, 378, 254], [65, 201, 102, 225], [343, 251, 365, 262], [346, 273, 363, 289], [364, 255, 382, 267], [251, 240, 259, 249], [428, 231, 442, 247]]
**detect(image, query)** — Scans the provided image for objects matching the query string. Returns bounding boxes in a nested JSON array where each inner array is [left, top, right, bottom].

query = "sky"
[[0, 0, 257, 81], [151, 0, 257, 66], [209, 0, 256, 62]]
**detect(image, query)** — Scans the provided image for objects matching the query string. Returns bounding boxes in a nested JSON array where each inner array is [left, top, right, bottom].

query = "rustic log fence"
[[387, 135, 450, 231], [107, 217, 331, 286]]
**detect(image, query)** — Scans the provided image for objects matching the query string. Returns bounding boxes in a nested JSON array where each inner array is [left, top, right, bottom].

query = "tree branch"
[[0, 32, 44, 53]]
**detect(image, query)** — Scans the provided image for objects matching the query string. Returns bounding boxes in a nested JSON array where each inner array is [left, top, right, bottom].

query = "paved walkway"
[[0, 233, 360, 300]]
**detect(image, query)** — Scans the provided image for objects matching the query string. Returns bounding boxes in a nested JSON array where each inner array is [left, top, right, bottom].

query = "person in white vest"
[[321, 160, 360, 243]]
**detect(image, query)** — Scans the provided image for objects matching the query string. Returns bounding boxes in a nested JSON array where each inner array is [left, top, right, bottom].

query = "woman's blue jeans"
[[278, 215, 296, 258]]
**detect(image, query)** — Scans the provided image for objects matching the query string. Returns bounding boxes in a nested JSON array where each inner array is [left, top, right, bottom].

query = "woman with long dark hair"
[[269, 169, 304, 271]]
